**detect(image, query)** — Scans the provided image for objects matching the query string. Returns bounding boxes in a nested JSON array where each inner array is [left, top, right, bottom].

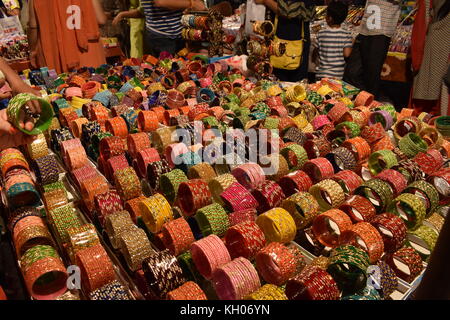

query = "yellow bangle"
[[256, 208, 296, 243], [140, 193, 173, 233], [27, 133, 49, 160], [309, 179, 345, 211]]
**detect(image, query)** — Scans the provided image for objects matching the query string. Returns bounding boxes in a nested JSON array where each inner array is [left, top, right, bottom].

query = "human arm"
[[254, 0, 278, 14], [112, 9, 144, 25], [343, 32, 353, 58], [92, 0, 108, 25], [153, 0, 206, 11], [27, 0, 39, 68]]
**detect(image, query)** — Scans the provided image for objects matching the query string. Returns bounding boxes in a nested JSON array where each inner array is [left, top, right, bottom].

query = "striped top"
[[359, 0, 401, 37], [314, 27, 352, 80], [140, 0, 183, 38]]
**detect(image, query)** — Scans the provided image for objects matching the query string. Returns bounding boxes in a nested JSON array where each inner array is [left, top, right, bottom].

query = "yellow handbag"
[[270, 17, 305, 71]]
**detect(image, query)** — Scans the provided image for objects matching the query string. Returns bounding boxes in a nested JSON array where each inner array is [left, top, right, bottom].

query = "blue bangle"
[[120, 109, 139, 131], [119, 82, 134, 93], [6, 182, 41, 209], [197, 88, 215, 104], [33, 155, 60, 185], [175, 151, 202, 174], [249, 111, 267, 120], [93, 90, 113, 107]]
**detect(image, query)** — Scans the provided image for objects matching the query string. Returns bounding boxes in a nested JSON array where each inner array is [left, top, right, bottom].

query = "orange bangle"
[[178, 106, 192, 116], [312, 209, 352, 247], [66, 146, 88, 171], [69, 117, 89, 138], [80, 176, 109, 211], [341, 137, 371, 164], [440, 140, 450, 158], [354, 91, 374, 107], [106, 116, 128, 138], [151, 106, 166, 124], [137, 110, 159, 132], [371, 135, 394, 152], [127, 132, 151, 159], [164, 109, 180, 126], [69, 75, 86, 87]]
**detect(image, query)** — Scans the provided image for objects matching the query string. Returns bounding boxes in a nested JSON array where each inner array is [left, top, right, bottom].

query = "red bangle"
[[370, 213, 407, 252], [360, 122, 386, 144], [225, 221, 266, 260], [251, 180, 285, 213], [255, 242, 304, 286], [339, 195, 376, 223], [413, 150, 444, 176], [99, 136, 126, 160], [69, 75, 86, 87], [81, 81, 101, 99], [371, 135, 394, 152], [94, 190, 124, 226], [136, 148, 161, 177], [162, 218, 195, 256], [302, 158, 335, 183], [327, 102, 350, 123], [212, 257, 261, 300], [428, 167, 450, 198], [165, 143, 189, 167], [127, 133, 151, 159], [285, 265, 340, 300], [312, 209, 352, 247], [164, 109, 180, 126], [71, 165, 98, 189], [271, 104, 288, 117], [278, 170, 313, 196], [339, 221, 384, 263], [331, 169, 363, 194], [231, 163, 266, 189], [166, 89, 185, 109], [220, 182, 258, 212], [304, 137, 332, 159], [375, 169, 408, 197], [191, 234, 231, 280], [341, 137, 371, 164], [311, 115, 331, 131], [177, 179, 212, 217], [385, 247, 423, 283], [228, 208, 257, 226], [66, 146, 88, 171], [208, 106, 225, 119], [188, 103, 210, 121], [105, 116, 128, 138], [150, 106, 166, 124], [89, 105, 109, 128], [167, 281, 207, 300]]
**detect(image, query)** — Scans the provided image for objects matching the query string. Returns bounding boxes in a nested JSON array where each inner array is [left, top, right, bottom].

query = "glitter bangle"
[[312, 209, 352, 247]]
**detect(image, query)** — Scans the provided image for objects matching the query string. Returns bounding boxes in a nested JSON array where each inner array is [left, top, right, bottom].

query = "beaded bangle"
[[387, 193, 426, 230], [281, 192, 320, 230], [177, 179, 212, 217], [27, 134, 49, 160], [385, 247, 423, 283], [33, 155, 60, 185], [75, 244, 115, 293], [118, 225, 155, 272], [376, 260, 398, 298], [285, 265, 340, 300], [368, 149, 398, 175], [89, 280, 131, 300], [140, 193, 173, 233], [114, 167, 142, 201], [309, 179, 345, 210], [190, 234, 231, 280], [312, 209, 352, 247]]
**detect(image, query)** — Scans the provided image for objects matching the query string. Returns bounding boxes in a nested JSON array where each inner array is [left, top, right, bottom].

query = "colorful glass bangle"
[[312, 209, 352, 247], [225, 221, 266, 260], [140, 193, 173, 233], [385, 247, 423, 283], [387, 193, 426, 230], [281, 191, 320, 230], [339, 222, 384, 263], [309, 179, 346, 211], [177, 179, 212, 217]]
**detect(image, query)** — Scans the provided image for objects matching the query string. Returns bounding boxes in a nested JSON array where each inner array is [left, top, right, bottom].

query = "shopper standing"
[[255, 0, 315, 82], [343, 0, 401, 99], [113, 0, 206, 57], [312, 0, 352, 80]]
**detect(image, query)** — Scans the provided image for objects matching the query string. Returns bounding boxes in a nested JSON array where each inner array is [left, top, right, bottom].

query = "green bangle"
[[375, 104, 397, 122], [435, 116, 450, 137], [195, 203, 229, 237], [21, 245, 60, 271], [159, 169, 188, 203], [387, 193, 426, 230], [404, 180, 440, 215], [368, 149, 398, 175], [264, 117, 280, 130], [177, 251, 202, 282], [406, 225, 438, 261], [224, 93, 240, 105], [43, 181, 66, 194], [7, 93, 54, 135], [48, 204, 83, 243], [335, 121, 360, 138], [398, 133, 428, 158], [280, 144, 308, 170], [354, 179, 393, 213]]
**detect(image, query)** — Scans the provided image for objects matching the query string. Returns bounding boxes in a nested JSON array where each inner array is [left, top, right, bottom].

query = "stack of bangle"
[[33, 155, 60, 185], [47, 204, 83, 244], [177, 179, 212, 216], [285, 265, 340, 300], [354, 179, 394, 213], [280, 144, 308, 170], [104, 210, 135, 249], [220, 181, 258, 212], [147, 159, 172, 190], [99, 136, 126, 160], [414, 149, 444, 176], [393, 116, 422, 140], [190, 234, 231, 280], [384, 247, 423, 283], [167, 281, 207, 300], [20, 245, 68, 300], [387, 193, 426, 230], [302, 157, 335, 183], [325, 147, 357, 172], [339, 195, 376, 222], [404, 180, 440, 215], [118, 225, 154, 272], [75, 244, 115, 293], [312, 209, 352, 247], [159, 169, 188, 203], [255, 207, 296, 243], [212, 257, 261, 300], [406, 225, 438, 261], [225, 221, 266, 259], [331, 170, 363, 194], [375, 169, 408, 197], [106, 154, 129, 181], [140, 193, 173, 233], [428, 167, 450, 198], [339, 222, 384, 263], [114, 167, 142, 201], [228, 208, 258, 226], [281, 192, 320, 229], [195, 203, 229, 237], [89, 280, 131, 300], [309, 179, 346, 210], [161, 218, 194, 256], [231, 163, 266, 189], [278, 170, 313, 196], [251, 180, 285, 213], [398, 133, 428, 158], [245, 284, 287, 300], [67, 223, 100, 256], [13, 216, 54, 258], [326, 245, 370, 294]]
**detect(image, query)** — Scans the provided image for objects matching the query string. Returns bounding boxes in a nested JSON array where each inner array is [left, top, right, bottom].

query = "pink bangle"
[[311, 115, 331, 131], [231, 163, 266, 189], [71, 165, 98, 189], [165, 143, 189, 167], [212, 257, 260, 300], [106, 154, 129, 181], [228, 208, 258, 226], [199, 77, 213, 88], [220, 182, 258, 212], [190, 234, 231, 280], [65, 86, 83, 99]]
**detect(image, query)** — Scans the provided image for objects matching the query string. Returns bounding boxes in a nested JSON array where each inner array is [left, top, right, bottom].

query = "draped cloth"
[[33, 0, 106, 73]]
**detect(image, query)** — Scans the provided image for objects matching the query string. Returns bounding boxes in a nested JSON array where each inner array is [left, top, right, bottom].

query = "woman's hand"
[[0, 109, 36, 149], [10, 82, 42, 132], [112, 12, 124, 26]]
